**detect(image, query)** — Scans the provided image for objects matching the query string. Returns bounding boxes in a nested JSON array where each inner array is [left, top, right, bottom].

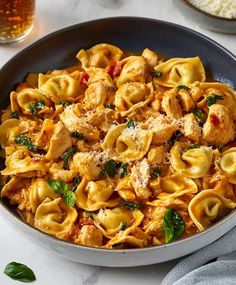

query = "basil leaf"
[[4, 262, 36, 282], [150, 166, 162, 179], [28, 100, 45, 119], [48, 179, 67, 195], [104, 103, 115, 109], [177, 85, 190, 91], [119, 162, 128, 178], [64, 190, 76, 207], [163, 208, 185, 243], [122, 200, 142, 211], [192, 108, 207, 126], [58, 100, 72, 108], [11, 110, 19, 119], [126, 119, 137, 128], [72, 131, 85, 140], [63, 147, 76, 167], [101, 159, 119, 178], [206, 94, 224, 107], [152, 70, 163, 78]]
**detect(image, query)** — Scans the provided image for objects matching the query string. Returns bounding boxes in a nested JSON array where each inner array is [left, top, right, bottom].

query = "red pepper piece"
[[210, 113, 220, 128], [79, 72, 89, 87], [106, 61, 122, 78]]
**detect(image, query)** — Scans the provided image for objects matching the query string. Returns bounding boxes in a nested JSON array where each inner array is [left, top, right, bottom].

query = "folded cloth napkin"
[[161, 227, 236, 285]]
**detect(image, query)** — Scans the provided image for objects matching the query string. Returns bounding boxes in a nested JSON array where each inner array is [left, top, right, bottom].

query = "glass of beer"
[[0, 0, 35, 44]]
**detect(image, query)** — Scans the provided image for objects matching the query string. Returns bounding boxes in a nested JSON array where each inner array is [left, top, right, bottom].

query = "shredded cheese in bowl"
[[187, 0, 236, 19]]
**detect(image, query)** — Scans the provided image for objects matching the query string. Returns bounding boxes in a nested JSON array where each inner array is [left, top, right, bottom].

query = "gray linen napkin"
[[161, 227, 236, 285]]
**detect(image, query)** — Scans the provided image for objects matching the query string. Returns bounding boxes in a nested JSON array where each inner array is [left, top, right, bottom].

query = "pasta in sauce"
[[1, 43, 236, 249]]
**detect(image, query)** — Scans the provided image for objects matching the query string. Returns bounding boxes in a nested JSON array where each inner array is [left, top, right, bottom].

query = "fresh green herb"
[[72, 131, 85, 140], [63, 147, 76, 168], [104, 103, 115, 109], [152, 70, 163, 78], [15, 133, 44, 154], [101, 159, 119, 178], [48, 179, 76, 207], [83, 210, 94, 220], [122, 200, 142, 211], [184, 144, 201, 152], [118, 222, 127, 231], [4, 261, 36, 282], [119, 162, 129, 178], [163, 208, 185, 243], [28, 100, 45, 119], [177, 85, 190, 91], [63, 190, 76, 207], [206, 94, 224, 107], [58, 100, 72, 108], [71, 176, 81, 192], [11, 110, 19, 119], [192, 108, 207, 126], [150, 166, 162, 179], [166, 130, 182, 148], [126, 119, 137, 128]]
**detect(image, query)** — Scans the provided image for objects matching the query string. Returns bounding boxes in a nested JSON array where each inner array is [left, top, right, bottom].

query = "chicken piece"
[[178, 89, 194, 112], [87, 67, 115, 89], [60, 105, 100, 141], [83, 81, 108, 110], [183, 113, 201, 142], [162, 89, 182, 119], [49, 162, 76, 183], [115, 177, 136, 201], [142, 48, 159, 69], [147, 146, 164, 164], [45, 121, 72, 160], [71, 152, 101, 180], [202, 104, 235, 145], [76, 225, 103, 247], [130, 159, 151, 200], [189, 81, 203, 101]]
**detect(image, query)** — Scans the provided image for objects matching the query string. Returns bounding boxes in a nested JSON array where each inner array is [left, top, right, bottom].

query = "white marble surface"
[[0, 0, 235, 284]]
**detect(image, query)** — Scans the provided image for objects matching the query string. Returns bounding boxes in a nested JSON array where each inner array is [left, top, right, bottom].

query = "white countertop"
[[0, 0, 235, 284]]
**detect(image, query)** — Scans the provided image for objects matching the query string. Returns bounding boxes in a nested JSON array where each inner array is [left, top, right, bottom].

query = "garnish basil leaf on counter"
[[163, 208, 185, 243], [206, 94, 224, 107], [4, 262, 36, 282], [48, 179, 76, 207]]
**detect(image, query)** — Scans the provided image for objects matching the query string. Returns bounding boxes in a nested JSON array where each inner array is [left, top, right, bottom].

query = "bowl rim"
[[0, 16, 236, 253], [180, 0, 236, 22]]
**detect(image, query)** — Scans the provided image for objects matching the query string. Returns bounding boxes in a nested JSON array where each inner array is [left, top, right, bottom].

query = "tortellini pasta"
[[1, 43, 236, 249], [154, 57, 206, 87]]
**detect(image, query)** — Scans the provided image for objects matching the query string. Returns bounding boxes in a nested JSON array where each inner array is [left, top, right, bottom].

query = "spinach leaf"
[[4, 262, 36, 282], [101, 159, 119, 178], [121, 200, 142, 211], [119, 162, 128, 178], [150, 166, 162, 179], [152, 70, 163, 78], [83, 210, 94, 220], [118, 222, 127, 231], [184, 144, 200, 152], [206, 94, 224, 107], [11, 110, 19, 119], [72, 131, 85, 140], [15, 133, 44, 154], [63, 147, 76, 168], [126, 119, 137, 128], [71, 176, 81, 192], [163, 208, 185, 243], [104, 103, 115, 109], [28, 100, 45, 119], [58, 100, 72, 108], [177, 85, 190, 91], [192, 108, 207, 126]]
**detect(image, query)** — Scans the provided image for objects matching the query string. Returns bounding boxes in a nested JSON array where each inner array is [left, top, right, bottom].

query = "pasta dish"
[[0, 43, 236, 249]]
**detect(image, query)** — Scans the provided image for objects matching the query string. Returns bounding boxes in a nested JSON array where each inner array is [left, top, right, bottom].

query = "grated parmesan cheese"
[[187, 0, 236, 19]]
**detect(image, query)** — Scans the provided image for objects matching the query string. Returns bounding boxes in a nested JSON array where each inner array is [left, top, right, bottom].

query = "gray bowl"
[[174, 0, 236, 34]]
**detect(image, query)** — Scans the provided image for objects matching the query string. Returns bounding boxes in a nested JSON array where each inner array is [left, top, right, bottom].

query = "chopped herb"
[[192, 108, 207, 126], [104, 103, 115, 109], [177, 85, 190, 91], [122, 200, 142, 211], [48, 179, 76, 207], [11, 111, 19, 119], [127, 119, 137, 128], [150, 166, 162, 179], [72, 131, 85, 140], [15, 133, 44, 154], [184, 144, 200, 152], [119, 162, 129, 178], [166, 130, 182, 148], [83, 211, 94, 220], [71, 176, 81, 192], [118, 222, 127, 231], [206, 94, 224, 107], [101, 159, 119, 178], [63, 147, 76, 168], [63, 190, 76, 207], [152, 70, 163, 78], [163, 208, 185, 243], [4, 261, 36, 282], [28, 100, 45, 119], [58, 100, 72, 108]]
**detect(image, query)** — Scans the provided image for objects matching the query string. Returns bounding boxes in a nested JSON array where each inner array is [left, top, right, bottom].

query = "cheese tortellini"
[[1, 43, 236, 249]]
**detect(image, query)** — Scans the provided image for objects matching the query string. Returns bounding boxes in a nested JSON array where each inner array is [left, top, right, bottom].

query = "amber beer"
[[0, 0, 35, 43]]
